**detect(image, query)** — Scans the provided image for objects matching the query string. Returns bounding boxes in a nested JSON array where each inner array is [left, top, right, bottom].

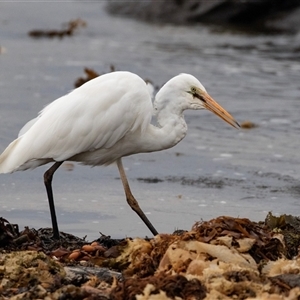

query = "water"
[[0, 2, 300, 240]]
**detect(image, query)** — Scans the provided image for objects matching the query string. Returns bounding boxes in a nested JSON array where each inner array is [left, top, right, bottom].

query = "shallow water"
[[0, 2, 300, 240]]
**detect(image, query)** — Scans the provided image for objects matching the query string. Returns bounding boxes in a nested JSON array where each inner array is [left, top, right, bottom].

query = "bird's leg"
[[117, 158, 158, 236], [44, 161, 63, 239]]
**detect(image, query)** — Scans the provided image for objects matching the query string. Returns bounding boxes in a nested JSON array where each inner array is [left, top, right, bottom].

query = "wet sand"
[[0, 2, 300, 240]]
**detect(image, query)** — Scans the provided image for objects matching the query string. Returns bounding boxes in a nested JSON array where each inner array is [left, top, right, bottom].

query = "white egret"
[[0, 71, 239, 239]]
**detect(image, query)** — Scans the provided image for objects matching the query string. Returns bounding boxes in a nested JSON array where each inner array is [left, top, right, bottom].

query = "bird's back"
[[0, 71, 153, 173]]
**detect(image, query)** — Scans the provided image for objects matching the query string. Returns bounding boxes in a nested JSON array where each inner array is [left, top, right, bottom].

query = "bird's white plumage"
[[0, 71, 238, 175], [0, 70, 239, 237], [0, 72, 153, 172]]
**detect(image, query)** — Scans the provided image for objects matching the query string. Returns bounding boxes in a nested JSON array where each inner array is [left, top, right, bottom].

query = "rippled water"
[[0, 2, 300, 240]]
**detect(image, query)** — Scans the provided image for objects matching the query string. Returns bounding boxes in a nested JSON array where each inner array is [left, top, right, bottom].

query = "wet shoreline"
[[1, 2, 300, 240]]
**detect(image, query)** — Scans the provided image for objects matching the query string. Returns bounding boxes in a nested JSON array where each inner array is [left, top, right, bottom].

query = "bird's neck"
[[139, 104, 188, 153]]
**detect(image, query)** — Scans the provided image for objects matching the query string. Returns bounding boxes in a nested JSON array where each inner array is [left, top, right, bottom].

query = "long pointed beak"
[[202, 92, 240, 129]]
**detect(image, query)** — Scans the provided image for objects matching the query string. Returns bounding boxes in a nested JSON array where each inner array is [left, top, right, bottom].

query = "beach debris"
[[74, 65, 116, 88], [74, 68, 100, 88], [0, 251, 65, 298], [111, 274, 206, 300], [0, 46, 6, 54], [1, 215, 300, 298], [241, 120, 257, 129], [0, 217, 19, 246], [28, 18, 86, 39], [265, 212, 300, 258], [63, 162, 75, 171]]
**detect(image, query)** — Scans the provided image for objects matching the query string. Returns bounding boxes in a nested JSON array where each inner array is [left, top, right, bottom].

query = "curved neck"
[[138, 109, 187, 153]]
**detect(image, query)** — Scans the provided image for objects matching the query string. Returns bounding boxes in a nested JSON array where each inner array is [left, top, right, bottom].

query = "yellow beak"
[[201, 92, 240, 129]]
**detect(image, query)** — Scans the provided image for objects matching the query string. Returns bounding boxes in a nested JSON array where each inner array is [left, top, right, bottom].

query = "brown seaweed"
[[28, 19, 86, 39]]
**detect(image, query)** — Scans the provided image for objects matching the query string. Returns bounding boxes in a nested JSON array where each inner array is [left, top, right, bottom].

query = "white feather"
[[0, 71, 239, 238], [0, 71, 238, 174], [0, 72, 152, 172]]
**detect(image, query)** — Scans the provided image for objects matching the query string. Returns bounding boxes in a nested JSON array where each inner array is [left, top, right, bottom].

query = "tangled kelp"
[[1, 214, 300, 299]]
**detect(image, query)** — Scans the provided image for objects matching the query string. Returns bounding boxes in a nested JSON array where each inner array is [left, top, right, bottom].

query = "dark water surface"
[[0, 2, 300, 240]]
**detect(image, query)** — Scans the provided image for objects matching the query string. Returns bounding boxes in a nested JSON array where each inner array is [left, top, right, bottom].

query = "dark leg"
[[117, 158, 158, 236], [44, 161, 63, 239]]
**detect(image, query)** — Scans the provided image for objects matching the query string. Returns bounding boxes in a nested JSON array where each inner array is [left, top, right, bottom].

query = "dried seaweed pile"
[[1, 214, 300, 299]]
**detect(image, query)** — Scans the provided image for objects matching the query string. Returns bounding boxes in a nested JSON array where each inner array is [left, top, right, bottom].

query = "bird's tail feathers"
[[0, 138, 22, 173]]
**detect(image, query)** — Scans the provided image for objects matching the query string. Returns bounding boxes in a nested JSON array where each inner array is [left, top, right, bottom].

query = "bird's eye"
[[191, 87, 196, 94]]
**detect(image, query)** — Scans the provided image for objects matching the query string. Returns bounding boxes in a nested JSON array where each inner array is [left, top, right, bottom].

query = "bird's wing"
[[18, 117, 39, 137], [0, 72, 153, 172]]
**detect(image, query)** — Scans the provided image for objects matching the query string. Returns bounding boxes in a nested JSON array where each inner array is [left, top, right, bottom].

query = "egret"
[[0, 71, 239, 239]]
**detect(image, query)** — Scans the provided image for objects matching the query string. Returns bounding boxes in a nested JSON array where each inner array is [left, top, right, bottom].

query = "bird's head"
[[156, 73, 240, 129]]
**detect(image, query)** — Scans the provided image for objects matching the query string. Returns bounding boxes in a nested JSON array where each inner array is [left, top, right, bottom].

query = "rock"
[[64, 266, 122, 285], [105, 0, 300, 33]]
